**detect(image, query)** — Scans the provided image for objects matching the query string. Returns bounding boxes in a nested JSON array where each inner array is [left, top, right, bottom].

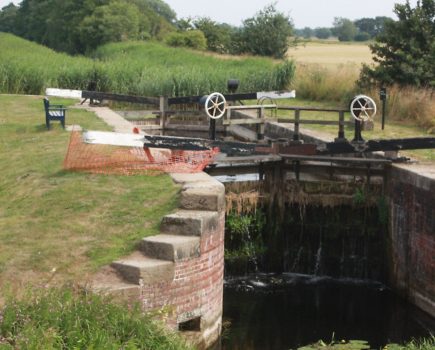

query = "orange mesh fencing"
[[64, 131, 219, 175]]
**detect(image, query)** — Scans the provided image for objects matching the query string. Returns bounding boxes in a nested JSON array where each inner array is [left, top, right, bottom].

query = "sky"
[[0, 0, 419, 28]]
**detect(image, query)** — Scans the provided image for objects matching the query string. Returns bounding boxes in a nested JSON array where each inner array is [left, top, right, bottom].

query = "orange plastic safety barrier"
[[64, 131, 219, 175]]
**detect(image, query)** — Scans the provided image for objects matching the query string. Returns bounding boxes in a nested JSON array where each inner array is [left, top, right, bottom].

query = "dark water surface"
[[221, 274, 434, 350]]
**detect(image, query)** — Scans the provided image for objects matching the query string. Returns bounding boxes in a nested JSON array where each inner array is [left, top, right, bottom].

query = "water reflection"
[[221, 274, 434, 350]]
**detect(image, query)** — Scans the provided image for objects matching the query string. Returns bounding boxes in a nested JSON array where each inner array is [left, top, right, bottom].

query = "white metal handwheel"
[[350, 95, 377, 122], [205, 92, 227, 120]]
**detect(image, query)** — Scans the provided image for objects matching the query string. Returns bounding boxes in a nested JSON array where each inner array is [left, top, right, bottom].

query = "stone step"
[[111, 251, 174, 285], [139, 234, 200, 262], [161, 210, 219, 236], [89, 266, 141, 302], [180, 186, 225, 211]]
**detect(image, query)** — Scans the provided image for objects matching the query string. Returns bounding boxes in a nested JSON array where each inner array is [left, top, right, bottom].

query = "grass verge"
[[0, 95, 179, 292], [0, 286, 192, 349]]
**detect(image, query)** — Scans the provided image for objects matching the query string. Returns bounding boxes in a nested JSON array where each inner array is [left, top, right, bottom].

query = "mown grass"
[[0, 287, 192, 349], [0, 33, 294, 97], [0, 95, 179, 293]]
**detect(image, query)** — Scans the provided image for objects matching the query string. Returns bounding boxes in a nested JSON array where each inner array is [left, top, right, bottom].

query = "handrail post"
[[293, 109, 300, 141], [336, 110, 346, 141], [159, 96, 168, 130], [257, 107, 265, 140]]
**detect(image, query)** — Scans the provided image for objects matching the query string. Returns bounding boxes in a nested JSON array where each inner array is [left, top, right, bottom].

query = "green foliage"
[[354, 17, 392, 39], [333, 17, 358, 41], [0, 287, 192, 349], [300, 27, 314, 39], [314, 27, 332, 39], [298, 337, 435, 350], [237, 4, 293, 58], [225, 212, 266, 260], [0, 33, 295, 96], [79, 1, 142, 53], [353, 188, 366, 205], [354, 32, 371, 42], [360, 0, 435, 88], [192, 17, 235, 53], [164, 30, 207, 50], [0, 0, 176, 54], [0, 3, 18, 33]]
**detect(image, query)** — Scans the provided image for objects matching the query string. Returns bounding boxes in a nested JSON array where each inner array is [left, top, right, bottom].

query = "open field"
[[0, 95, 179, 294], [287, 41, 373, 68]]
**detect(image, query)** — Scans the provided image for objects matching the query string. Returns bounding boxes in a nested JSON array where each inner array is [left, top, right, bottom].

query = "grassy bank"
[[0, 95, 179, 292], [0, 287, 192, 349], [0, 33, 294, 97]]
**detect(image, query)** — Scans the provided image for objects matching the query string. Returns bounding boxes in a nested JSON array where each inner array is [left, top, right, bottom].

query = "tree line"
[[0, 1, 293, 59], [0, 0, 176, 54], [294, 16, 392, 42], [0, 0, 433, 88]]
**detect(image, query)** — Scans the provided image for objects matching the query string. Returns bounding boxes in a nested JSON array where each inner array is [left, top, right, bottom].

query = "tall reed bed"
[[0, 33, 295, 97], [372, 85, 435, 133], [294, 63, 359, 103]]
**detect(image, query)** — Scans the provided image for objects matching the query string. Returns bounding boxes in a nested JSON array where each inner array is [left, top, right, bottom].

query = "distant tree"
[[139, 0, 176, 23], [301, 27, 313, 39], [360, 0, 435, 87], [333, 17, 357, 41], [79, 1, 141, 53], [193, 17, 234, 53], [176, 17, 194, 31], [314, 27, 331, 39], [1, 0, 176, 53], [354, 32, 371, 41], [238, 4, 293, 58], [164, 30, 207, 50], [354, 16, 392, 38], [0, 3, 18, 33]]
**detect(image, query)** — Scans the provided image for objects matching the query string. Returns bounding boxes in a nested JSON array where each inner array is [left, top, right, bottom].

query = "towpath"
[[73, 102, 134, 133]]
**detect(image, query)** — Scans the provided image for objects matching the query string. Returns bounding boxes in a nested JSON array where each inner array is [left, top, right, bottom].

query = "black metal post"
[[353, 120, 364, 142], [209, 118, 216, 140], [337, 111, 346, 141]]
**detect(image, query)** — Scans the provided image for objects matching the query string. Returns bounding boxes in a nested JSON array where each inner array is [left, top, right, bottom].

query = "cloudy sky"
[[0, 0, 418, 28]]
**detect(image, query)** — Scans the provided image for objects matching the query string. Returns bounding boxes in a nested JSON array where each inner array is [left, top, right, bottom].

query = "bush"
[[359, 0, 435, 88], [0, 287, 192, 349], [238, 4, 293, 59], [164, 30, 207, 50], [354, 32, 371, 42]]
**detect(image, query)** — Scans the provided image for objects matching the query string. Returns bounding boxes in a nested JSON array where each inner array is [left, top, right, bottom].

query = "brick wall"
[[388, 165, 435, 318], [141, 211, 225, 348]]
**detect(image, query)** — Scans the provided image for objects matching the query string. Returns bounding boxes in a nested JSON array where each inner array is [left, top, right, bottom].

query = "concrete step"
[[111, 251, 174, 285], [180, 186, 225, 211], [89, 266, 141, 302], [161, 210, 219, 236], [139, 234, 200, 261]]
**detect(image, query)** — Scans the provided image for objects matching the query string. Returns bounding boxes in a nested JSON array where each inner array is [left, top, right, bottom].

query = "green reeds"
[[0, 33, 295, 97]]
